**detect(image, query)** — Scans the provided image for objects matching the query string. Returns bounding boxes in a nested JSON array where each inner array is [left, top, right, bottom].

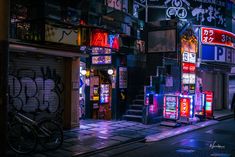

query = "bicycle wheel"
[[7, 122, 38, 154], [38, 120, 63, 150]]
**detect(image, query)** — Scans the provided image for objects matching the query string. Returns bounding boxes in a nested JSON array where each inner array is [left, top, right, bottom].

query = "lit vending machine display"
[[194, 93, 205, 118], [100, 84, 110, 104], [163, 95, 179, 120], [204, 91, 213, 118]]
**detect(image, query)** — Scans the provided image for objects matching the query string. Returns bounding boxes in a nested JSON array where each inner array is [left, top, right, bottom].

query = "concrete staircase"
[[123, 90, 145, 122]]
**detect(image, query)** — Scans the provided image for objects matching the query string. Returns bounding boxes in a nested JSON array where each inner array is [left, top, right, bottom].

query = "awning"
[[9, 41, 89, 58]]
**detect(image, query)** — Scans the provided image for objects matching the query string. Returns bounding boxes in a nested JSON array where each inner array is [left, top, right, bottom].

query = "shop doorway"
[[90, 69, 112, 120]]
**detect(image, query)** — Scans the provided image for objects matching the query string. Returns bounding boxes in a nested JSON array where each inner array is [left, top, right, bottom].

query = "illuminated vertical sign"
[[204, 91, 213, 118], [180, 98, 190, 118], [181, 29, 198, 94]]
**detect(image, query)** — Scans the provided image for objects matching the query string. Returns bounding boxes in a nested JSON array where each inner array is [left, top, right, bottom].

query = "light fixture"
[[107, 69, 114, 75], [81, 69, 87, 75]]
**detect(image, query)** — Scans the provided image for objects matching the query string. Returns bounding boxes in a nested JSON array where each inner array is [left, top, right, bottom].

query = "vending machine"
[[177, 95, 195, 124], [194, 93, 206, 120], [160, 94, 180, 127], [204, 91, 214, 119]]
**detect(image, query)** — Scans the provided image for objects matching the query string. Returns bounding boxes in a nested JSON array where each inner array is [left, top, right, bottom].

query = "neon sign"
[[91, 30, 109, 47], [108, 35, 119, 50], [180, 97, 190, 118], [201, 27, 235, 48], [90, 29, 119, 50]]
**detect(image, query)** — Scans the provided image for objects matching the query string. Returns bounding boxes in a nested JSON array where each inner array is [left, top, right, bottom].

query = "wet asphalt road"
[[88, 119, 235, 157]]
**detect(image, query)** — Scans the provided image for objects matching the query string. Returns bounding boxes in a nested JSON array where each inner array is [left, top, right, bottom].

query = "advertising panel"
[[92, 55, 112, 65], [119, 67, 128, 88], [100, 84, 110, 104]]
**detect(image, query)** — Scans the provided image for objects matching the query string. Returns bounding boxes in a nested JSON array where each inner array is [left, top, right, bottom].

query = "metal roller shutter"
[[8, 52, 65, 116]]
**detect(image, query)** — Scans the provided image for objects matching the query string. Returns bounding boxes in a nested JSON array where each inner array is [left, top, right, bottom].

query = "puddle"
[[176, 148, 196, 153]]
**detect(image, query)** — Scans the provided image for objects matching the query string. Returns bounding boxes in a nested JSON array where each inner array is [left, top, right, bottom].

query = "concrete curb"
[[145, 120, 219, 142]]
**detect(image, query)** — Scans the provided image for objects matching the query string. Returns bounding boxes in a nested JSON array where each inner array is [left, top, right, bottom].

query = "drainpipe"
[[0, 0, 9, 156]]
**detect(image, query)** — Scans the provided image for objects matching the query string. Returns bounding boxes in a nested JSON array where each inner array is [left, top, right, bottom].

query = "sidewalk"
[[7, 119, 219, 157], [213, 110, 234, 120]]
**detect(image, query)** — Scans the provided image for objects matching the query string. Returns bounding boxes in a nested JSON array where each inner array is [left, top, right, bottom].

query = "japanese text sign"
[[180, 97, 190, 118], [201, 27, 235, 48]]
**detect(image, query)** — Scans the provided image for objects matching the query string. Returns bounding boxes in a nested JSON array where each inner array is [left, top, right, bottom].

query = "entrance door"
[[90, 69, 112, 120], [201, 71, 223, 110]]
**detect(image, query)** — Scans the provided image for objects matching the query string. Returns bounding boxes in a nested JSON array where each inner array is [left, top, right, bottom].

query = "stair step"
[[133, 99, 144, 104], [136, 95, 144, 99], [128, 109, 142, 113], [130, 104, 144, 110], [123, 115, 142, 119], [127, 109, 143, 116]]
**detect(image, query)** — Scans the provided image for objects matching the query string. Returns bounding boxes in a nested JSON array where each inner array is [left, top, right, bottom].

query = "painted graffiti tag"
[[8, 67, 64, 113]]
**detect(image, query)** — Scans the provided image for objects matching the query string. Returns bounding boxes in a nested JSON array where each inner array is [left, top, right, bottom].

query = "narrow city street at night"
[[1, 0, 235, 157]]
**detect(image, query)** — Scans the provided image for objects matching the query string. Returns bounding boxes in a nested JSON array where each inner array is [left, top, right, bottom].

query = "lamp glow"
[[81, 69, 87, 75], [107, 69, 114, 75]]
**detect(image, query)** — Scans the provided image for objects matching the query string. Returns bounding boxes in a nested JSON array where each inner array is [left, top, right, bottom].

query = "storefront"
[[199, 26, 235, 110], [78, 27, 128, 120]]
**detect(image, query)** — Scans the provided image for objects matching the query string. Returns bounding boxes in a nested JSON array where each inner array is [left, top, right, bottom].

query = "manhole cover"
[[210, 153, 232, 157], [176, 149, 195, 153]]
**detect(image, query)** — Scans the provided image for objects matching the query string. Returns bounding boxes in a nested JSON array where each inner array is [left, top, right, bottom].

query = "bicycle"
[[7, 111, 64, 154]]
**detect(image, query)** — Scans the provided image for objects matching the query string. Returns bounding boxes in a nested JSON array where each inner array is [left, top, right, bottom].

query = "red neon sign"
[[204, 91, 213, 118], [91, 29, 108, 47], [90, 29, 119, 50], [201, 27, 235, 48], [180, 98, 190, 118], [182, 62, 196, 73]]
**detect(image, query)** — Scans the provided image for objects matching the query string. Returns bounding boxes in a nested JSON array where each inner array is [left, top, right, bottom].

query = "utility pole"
[[0, 0, 9, 156]]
